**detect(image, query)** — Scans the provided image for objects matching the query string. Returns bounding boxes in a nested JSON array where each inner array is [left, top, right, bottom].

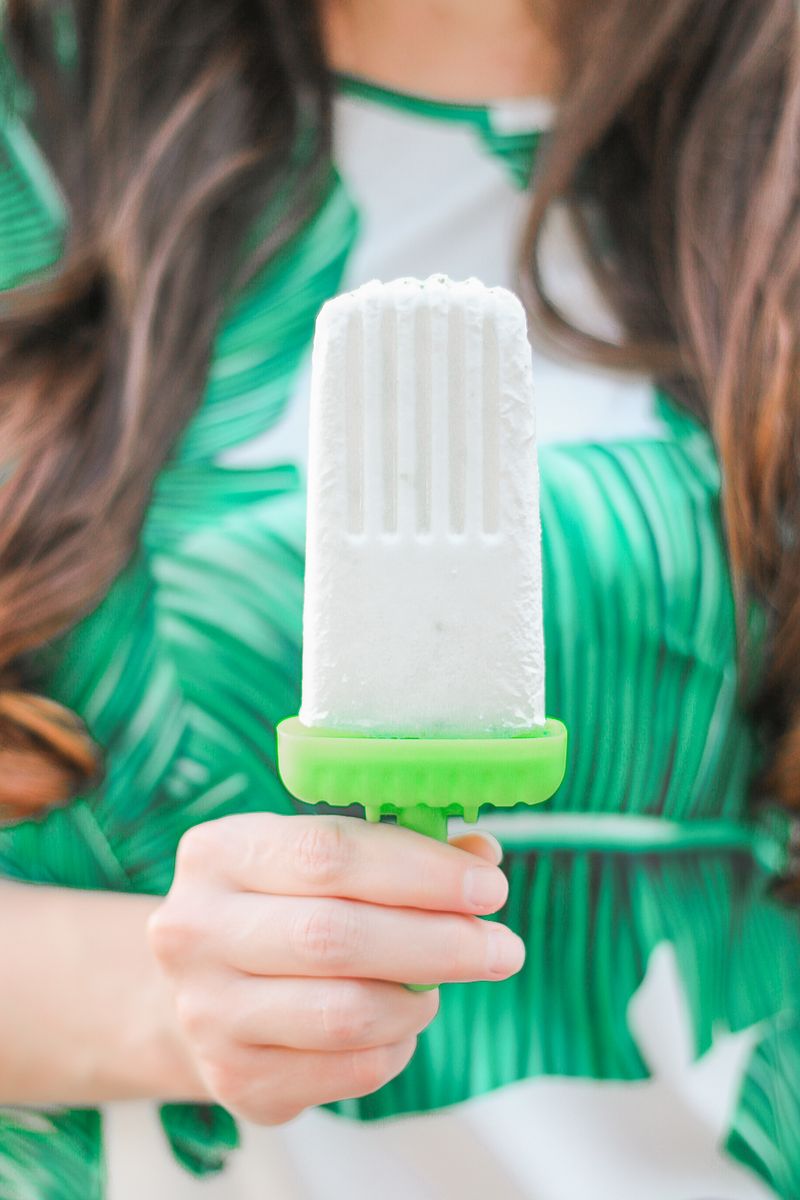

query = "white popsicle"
[[300, 274, 544, 738]]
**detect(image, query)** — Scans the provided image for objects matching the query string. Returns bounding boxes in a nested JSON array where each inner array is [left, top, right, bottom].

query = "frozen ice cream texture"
[[300, 274, 544, 737]]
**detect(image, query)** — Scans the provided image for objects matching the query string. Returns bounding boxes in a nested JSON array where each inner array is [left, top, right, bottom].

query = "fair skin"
[[323, 0, 564, 100], [0, 821, 515, 1118], [1, 0, 561, 1125]]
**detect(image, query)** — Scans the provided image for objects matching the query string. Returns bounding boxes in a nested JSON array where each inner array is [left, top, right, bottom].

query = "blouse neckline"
[[334, 70, 557, 135]]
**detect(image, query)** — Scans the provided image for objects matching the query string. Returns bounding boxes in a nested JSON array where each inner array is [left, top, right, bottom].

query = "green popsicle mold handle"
[[276, 717, 568, 992], [276, 717, 568, 839]]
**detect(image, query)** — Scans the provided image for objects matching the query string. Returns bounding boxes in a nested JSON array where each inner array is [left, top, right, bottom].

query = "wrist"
[[0, 881, 210, 1105], [53, 888, 209, 1103], [135, 925, 210, 1103], [110, 894, 210, 1103]]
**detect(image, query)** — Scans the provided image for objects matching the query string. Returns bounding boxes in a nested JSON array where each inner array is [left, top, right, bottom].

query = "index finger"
[[191, 813, 508, 916]]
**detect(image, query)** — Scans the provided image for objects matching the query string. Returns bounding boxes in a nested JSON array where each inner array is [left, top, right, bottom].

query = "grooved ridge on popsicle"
[[301, 274, 544, 737]]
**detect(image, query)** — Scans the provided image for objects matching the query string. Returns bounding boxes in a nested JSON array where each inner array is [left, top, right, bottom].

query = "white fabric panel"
[[220, 93, 663, 472], [106, 946, 770, 1200]]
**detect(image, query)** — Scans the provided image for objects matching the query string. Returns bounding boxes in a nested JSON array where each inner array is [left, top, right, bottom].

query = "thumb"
[[448, 831, 503, 866]]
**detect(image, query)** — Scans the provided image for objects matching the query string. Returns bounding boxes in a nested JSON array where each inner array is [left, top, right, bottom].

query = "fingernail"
[[478, 832, 504, 865], [463, 866, 508, 912], [486, 925, 525, 978]]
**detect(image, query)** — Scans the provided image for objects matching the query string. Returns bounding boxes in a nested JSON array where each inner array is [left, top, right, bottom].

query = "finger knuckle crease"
[[296, 902, 353, 968], [295, 822, 348, 887], [321, 984, 374, 1045]]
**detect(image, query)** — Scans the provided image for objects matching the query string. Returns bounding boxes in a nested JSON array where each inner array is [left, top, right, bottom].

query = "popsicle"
[[278, 275, 566, 844]]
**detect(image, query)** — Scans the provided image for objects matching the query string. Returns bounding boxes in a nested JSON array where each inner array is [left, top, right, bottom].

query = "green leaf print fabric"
[[2, 36, 800, 1200], [0, 1110, 103, 1200]]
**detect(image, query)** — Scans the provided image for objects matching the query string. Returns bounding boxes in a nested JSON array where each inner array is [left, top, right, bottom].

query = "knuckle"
[[233, 812, 284, 883], [395, 1036, 418, 1075], [201, 1054, 254, 1112], [174, 991, 214, 1044], [294, 901, 358, 970], [350, 1048, 389, 1096], [320, 982, 377, 1047], [294, 820, 349, 888], [258, 1101, 305, 1128], [350, 1040, 414, 1097], [175, 821, 219, 875], [147, 901, 199, 966], [202, 1052, 304, 1127], [146, 906, 171, 959]]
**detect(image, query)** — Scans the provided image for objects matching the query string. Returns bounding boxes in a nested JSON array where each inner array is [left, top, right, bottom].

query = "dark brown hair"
[[0, 0, 333, 816], [520, 0, 800, 874], [1, 2, 798, 866]]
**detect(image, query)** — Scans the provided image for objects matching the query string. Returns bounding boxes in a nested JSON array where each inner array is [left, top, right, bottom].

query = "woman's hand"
[[148, 813, 523, 1125]]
